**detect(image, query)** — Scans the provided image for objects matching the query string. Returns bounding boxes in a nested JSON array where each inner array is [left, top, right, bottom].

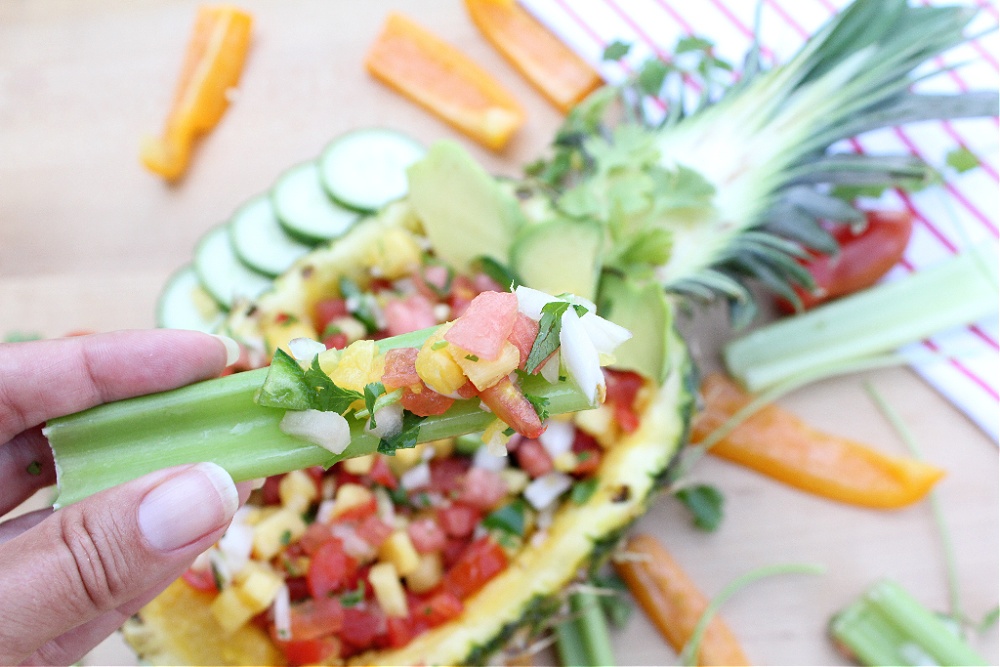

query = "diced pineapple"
[[415, 323, 467, 395], [573, 403, 619, 448], [553, 451, 578, 473], [428, 437, 455, 459], [278, 469, 318, 515], [209, 587, 257, 635], [386, 443, 427, 476], [379, 530, 421, 576], [364, 227, 423, 280], [252, 508, 307, 561], [499, 468, 529, 495], [368, 562, 409, 618], [325, 315, 368, 345], [405, 552, 443, 594], [343, 453, 376, 475], [330, 483, 374, 519], [235, 564, 283, 611], [326, 339, 385, 396], [263, 316, 319, 357], [449, 341, 520, 391]]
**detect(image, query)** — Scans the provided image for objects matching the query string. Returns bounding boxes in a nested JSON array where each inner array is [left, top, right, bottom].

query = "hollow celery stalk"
[[830, 579, 987, 666], [724, 243, 999, 392], [44, 327, 593, 507]]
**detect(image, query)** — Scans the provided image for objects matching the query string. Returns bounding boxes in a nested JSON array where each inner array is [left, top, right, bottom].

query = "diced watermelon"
[[444, 291, 519, 361], [356, 515, 393, 548], [382, 347, 421, 392], [407, 517, 448, 554], [401, 385, 455, 416], [457, 467, 507, 510], [414, 264, 453, 300], [515, 439, 554, 478], [383, 293, 438, 337]]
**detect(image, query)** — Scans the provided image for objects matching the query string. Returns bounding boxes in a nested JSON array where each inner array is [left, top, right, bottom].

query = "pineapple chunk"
[[278, 469, 318, 515], [379, 530, 421, 576], [325, 315, 368, 345], [574, 403, 619, 448], [553, 451, 579, 473], [326, 339, 385, 395], [343, 453, 376, 475], [364, 227, 423, 280], [330, 483, 374, 519], [429, 437, 455, 459], [252, 508, 307, 561], [235, 563, 283, 611], [499, 468, 529, 495], [449, 341, 520, 391], [263, 317, 319, 357], [405, 551, 443, 594], [368, 561, 409, 618], [209, 587, 257, 635], [415, 323, 466, 395]]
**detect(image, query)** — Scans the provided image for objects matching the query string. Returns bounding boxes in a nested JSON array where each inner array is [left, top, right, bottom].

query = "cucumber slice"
[[319, 128, 425, 213], [272, 161, 360, 244], [229, 195, 313, 277], [194, 225, 273, 308], [156, 265, 226, 332]]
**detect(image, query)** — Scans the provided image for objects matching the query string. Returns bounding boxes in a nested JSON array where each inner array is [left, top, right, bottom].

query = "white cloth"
[[520, 0, 1000, 441]]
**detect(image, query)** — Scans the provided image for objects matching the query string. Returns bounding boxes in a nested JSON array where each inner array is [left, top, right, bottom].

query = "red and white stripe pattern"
[[520, 0, 999, 439]]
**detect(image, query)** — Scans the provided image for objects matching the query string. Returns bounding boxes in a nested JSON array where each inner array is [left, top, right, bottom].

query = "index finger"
[[0, 329, 233, 444]]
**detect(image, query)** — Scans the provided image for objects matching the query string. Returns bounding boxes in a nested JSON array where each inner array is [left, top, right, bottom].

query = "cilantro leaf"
[[637, 58, 670, 97], [482, 500, 527, 537], [946, 146, 979, 173], [603, 40, 631, 61], [304, 357, 364, 413], [364, 382, 386, 428], [255, 348, 315, 411], [525, 393, 550, 421], [377, 410, 423, 455], [675, 35, 714, 54], [525, 301, 570, 374], [675, 484, 724, 531], [571, 477, 599, 505], [338, 277, 379, 333]]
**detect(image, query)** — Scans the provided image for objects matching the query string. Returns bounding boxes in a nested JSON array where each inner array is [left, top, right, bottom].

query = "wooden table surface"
[[1, 2, 996, 665]]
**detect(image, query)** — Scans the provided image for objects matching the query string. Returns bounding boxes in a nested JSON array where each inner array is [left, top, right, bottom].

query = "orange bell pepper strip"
[[141, 5, 253, 181], [365, 12, 525, 151], [691, 373, 945, 509], [614, 533, 749, 667], [465, 0, 603, 113]]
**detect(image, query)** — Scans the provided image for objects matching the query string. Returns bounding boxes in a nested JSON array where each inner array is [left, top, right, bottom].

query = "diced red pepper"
[[605, 369, 645, 434]]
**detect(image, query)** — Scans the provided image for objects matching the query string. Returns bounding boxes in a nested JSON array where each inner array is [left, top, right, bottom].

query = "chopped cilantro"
[[280, 529, 292, 546], [675, 483, 724, 531], [432, 340, 449, 350], [364, 382, 386, 428], [340, 581, 366, 607], [377, 410, 423, 454], [571, 477, 599, 505], [502, 426, 516, 437], [465, 354, 480, 362], [338, 277, 379, 333], [482, 500, 527, 537], [525, 301, 571, 373], [304, 357, 364, 414], [525, 393, 550, 421], [4, 331, 42, 343], [603, 40, 631, 61], [946, 146, 979, 173], [26, 460, 42, 476]]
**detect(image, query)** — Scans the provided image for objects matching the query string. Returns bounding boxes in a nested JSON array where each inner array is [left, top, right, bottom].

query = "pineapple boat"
[[44, 1, 997, 665]]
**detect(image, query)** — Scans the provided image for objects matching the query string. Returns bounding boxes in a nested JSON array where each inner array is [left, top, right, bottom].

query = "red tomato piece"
[[515, 438, 554, 478], [783, 209, 914, 311], [313, 297, 350, 332], [508, 312, 540, 370], [367, 454, 398, 490], [286, 596, 344, 640], [407, 517, 448, 554], [448, 275, 478, 318], [286, 576, 311, 603], [444, 291, 519, 361], [384, 293, 438, 337], [479, 375, 544, 439], [336, 495, 379, 522], [299, 522, 334, 556], [413, 590, 464, 627], [277, 636, 342, 666], [571, 430, 603, 476], [442, 537, 469, 569], [604, 369, 645, 434], [356, 515, 393, 548], [401, 384, 455, 416], [339, 605, 387, 652], [437, 502, 481, 538], [307, 539, 358, 599], [382, 347, 421, 392], [456, 379, 480, 399], [181, 567, 217, 592], [323, 331, 349, 350], [442, 536, 508, 600], [260, 474, 284, 505], [457, 467, 508, 510], [428, 456, 471, 495], [385, 615, 416, 649]]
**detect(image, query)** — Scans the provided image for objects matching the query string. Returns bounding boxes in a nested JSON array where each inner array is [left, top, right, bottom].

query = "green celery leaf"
[[675, 484, 725, 531], [590, 571, 634, 628], [675, 35, 714, 54]]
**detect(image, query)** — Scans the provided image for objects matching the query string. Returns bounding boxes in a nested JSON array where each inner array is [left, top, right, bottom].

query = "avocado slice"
[[406, 141, 525, 272], [598, 273, 675, 384], [510, 218, 604, 302]]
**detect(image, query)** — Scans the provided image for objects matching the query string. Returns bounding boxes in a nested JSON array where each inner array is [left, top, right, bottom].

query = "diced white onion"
[[331, 523, 375, 560], [400, 462, 431, 490], [559, 309, 603, 405], [473, 444, 509, 471], [523, 472, 573, 511], [272, 584, 291, 641], [513, 285, 554, 320], [579, 311, 633, 356], [433, 303, 451, 322], [315, 499, 337, 524], [368, 403, 403, 440], [374, 486, 396, 524], [288, 337, 326, 362], [208, 549, 232, 588], [190, 549, 212, 573], [279, 409, 351, 455], [216, 518, 254, 576], [538, 419, 574, 458]]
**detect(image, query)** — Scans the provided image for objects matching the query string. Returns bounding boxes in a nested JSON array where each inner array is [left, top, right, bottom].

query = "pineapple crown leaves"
[[525, 0, 996, 323]]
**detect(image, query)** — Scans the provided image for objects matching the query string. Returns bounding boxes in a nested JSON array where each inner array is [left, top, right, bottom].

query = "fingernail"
[[211, 334, 241, 366], [138, 463, 238, 552]]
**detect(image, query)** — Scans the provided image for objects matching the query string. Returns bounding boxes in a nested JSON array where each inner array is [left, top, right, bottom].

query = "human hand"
[[0, 329, 251, 666]]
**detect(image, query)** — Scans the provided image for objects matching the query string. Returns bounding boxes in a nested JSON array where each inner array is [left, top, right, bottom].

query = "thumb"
[[0, 462, 238, 665]]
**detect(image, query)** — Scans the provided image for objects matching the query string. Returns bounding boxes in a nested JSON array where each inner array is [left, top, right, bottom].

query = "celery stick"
[[44, 327, 593, 507], [830, 579, 987, 666], [724, 243, 999, 392]]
